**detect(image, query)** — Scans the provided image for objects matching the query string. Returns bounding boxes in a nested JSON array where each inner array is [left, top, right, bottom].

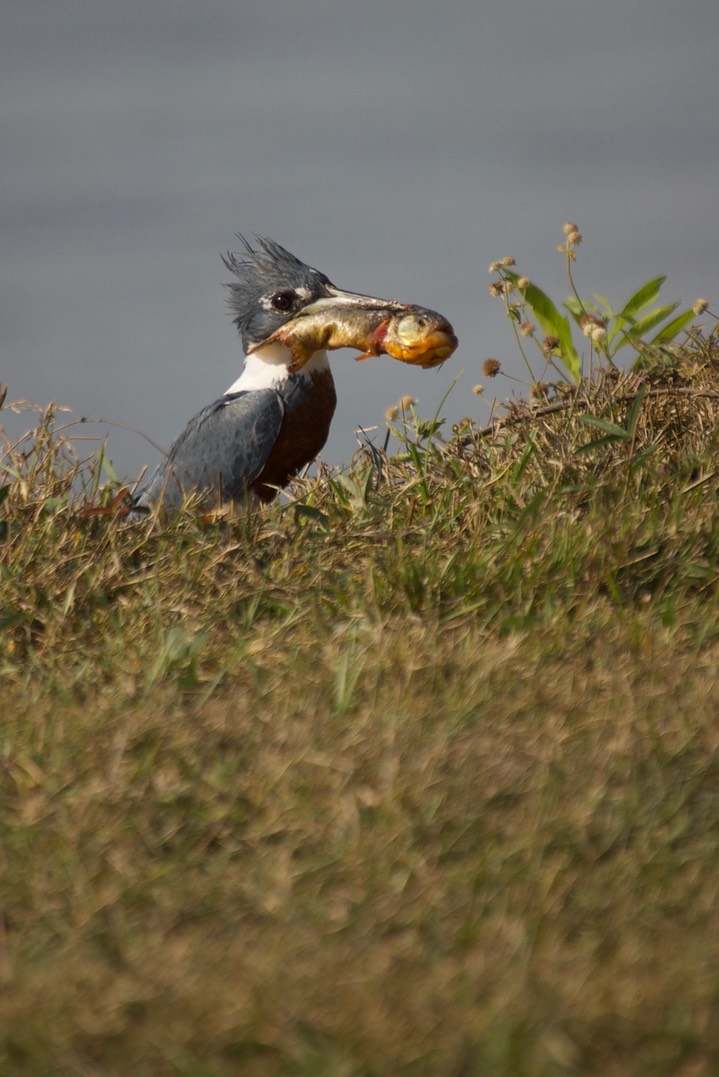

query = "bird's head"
[[223, 236, 343, 352], [224, 236, 458, 371]]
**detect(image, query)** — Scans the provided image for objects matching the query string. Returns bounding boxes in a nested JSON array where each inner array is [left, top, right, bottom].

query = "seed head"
[[542, 336, 561, 355], [580, 314, 607, 342], [398, 395, 416, 412], [488, 280, 505, 298], [517, 277, 531, 290], [488, 261, 502, 273], [567, 230, 582, 246], [385, 405, 399, 422], [519, 321, 536, 337], [501, 256, 516, 267], [472, 384, 485, 394], [482, 358, 501, 378], [563, 221, 579, 236], [693, 298, 710, 315]]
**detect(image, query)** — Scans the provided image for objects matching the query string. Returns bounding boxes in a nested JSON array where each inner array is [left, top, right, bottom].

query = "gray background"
[[3, 0, 717, 480]]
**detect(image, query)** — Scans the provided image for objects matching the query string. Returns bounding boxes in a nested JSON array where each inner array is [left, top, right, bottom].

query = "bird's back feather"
[[136, 389, 285, 509]]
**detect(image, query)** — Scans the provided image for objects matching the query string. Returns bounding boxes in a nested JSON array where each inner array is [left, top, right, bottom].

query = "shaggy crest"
[[222, 236, 333, 346]]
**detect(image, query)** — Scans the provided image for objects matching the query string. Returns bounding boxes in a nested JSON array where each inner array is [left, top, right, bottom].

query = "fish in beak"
[[248, 286, 458, 371]]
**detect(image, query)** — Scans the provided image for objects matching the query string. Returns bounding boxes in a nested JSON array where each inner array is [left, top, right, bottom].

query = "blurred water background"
[[2, 0, 717, 480]]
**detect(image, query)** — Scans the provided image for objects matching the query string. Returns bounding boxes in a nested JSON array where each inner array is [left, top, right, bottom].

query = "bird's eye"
[[270, 290, 297, 312]]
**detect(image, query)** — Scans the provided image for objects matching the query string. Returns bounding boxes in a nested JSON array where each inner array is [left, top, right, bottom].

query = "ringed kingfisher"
[[134, 236, 457, 512]]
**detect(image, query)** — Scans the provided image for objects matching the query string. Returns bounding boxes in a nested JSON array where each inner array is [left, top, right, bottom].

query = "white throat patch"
[[225, 343, 329, 394]]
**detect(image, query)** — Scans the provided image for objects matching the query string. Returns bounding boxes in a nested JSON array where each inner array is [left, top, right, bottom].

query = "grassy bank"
[[2, 334, 719, 1075]]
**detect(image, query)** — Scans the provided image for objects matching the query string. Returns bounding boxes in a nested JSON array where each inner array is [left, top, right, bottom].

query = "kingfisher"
[[134, 236, 457, 512]]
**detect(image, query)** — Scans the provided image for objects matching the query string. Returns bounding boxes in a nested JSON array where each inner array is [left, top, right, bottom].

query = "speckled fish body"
[[250, 302, 457, 371]]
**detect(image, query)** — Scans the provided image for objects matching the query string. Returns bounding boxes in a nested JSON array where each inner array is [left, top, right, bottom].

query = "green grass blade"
[[578, 414, 629, 439], [625, 385, 648, 437], [578, 433, 626, 452]]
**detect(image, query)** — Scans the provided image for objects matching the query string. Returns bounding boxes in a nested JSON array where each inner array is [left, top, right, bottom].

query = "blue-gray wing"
[[136, 389, 284, 509]]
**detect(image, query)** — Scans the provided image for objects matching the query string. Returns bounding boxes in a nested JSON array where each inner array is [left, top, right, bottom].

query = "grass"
[[3, 330, 719, 1075]]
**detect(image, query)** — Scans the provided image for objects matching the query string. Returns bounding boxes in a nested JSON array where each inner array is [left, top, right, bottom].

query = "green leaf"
[[624, 385, 647, 438], [415, 418, 445, 441], [578, 414, 630, 439], [293, 503, 331, 531], [506, 271, 582, 380], [614, 302, 681, 351], [609, 278, 670, 349], [101, 456, 121, 484], [511, 433, 537, 483], [651, 308, 695, 344], [630, 302, 680, 336], [617, 277, 666, 323], [591, 293, 614, 314], [578, 389, 646, 446], [564, 297, 584, 320], [578, 434, 625, 453]]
